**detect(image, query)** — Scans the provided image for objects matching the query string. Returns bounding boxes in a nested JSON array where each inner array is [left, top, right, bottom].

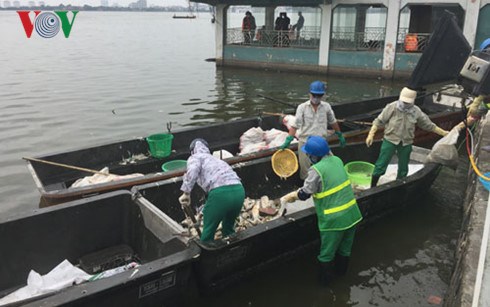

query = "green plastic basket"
[[147, 133, 174, 158], [162, 160, 187, 172], [344, 161, 374, 187]]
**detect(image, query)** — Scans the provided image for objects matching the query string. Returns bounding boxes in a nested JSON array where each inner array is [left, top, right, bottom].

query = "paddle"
[[261, 112, 372, 126], [23, 157, 116, 176], [257, 94, 298, 109]]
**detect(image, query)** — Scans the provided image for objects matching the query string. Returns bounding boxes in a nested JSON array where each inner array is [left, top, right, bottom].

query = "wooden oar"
[[262, 112, 372, 126], [337, 119, 373, 126], [23, 157, 114, 176], [257, 94, 298, 109]]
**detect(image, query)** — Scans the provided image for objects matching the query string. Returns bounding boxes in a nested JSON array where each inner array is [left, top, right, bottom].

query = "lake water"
[[0, 11, 464, 306]]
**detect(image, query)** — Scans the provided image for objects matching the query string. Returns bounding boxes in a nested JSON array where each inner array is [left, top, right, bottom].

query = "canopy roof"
[[196, 0, 328, 6]]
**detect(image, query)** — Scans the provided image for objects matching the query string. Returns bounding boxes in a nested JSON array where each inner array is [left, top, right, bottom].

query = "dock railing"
[[226, 26, 321, 49], [330, 26, 385, 51]]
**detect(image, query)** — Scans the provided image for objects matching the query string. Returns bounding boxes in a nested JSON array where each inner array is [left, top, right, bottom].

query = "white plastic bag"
[[239, 127, 265, 151], [0, 260, 91, 306], [426, 127, 460, 170]]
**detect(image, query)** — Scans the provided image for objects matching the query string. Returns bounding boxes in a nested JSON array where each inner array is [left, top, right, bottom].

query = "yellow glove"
[[281, 190, 299, 203], [433, 126, 449, 137], [365, 124, 378, 147], [456, 122, 466, 131], [468, 95, 484, 117]]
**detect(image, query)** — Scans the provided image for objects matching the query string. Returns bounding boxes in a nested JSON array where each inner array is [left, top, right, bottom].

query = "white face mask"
[[311, 97, 321, 105], [397, 100, 413, 112]]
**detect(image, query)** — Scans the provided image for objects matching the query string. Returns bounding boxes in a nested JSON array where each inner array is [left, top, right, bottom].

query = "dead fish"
[[259, 207, 278, 217], [260, 196, 270, 208], [251, 200, 260, 222], [243, 197, 255, 211]]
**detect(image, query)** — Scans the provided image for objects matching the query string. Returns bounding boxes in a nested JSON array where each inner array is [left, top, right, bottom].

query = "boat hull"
[[0, 191, 199, 307], [133, 141, 441, 294], [26, 95, 458, 206]]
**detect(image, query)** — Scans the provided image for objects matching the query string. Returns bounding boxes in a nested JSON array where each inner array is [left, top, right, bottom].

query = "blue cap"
[[309, 81, 326, 95], [301, 136, 330, 157]]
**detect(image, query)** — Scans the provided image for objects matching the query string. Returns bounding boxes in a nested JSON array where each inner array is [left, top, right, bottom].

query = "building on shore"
[[197, 0, 490, 79]]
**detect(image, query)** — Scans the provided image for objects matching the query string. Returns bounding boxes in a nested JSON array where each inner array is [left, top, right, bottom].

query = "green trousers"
[[318, 227, 356, 263], [201, 184, 245, 242], [372, 139, 412, 179]]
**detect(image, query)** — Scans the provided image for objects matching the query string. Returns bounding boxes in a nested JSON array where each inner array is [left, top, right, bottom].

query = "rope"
[[465, 125, 490, 181]]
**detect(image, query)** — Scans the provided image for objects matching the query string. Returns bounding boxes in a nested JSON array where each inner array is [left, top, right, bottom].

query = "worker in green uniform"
[[280, 80, 346, 180], [179, 138, 245, 242], [281, 136, 362, 285], [365, 87, 449, 187]]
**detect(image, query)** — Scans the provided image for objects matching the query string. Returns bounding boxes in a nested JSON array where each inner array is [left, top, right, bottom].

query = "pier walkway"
[[445, 116, 490, 307]]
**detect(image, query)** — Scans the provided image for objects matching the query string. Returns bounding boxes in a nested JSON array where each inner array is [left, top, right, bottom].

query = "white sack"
[[426, 127, 460, 170], [0, 260, 91, 306]]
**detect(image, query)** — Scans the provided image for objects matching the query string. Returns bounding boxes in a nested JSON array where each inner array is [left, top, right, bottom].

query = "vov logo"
[[17, 11, 79, 38]]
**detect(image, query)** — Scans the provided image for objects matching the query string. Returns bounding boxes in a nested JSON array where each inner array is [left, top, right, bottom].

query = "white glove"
[[179, 193, 190, 206], [281, 190, 299, 203]]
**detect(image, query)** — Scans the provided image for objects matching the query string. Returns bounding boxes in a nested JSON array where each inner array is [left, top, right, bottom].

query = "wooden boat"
[[133, 140, 442, 294], [26, 94, 461, 206], [0, 190, 199, 307]]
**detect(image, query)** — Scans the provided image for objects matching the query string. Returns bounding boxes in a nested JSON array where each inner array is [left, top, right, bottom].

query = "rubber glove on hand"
[[281, 190, 299, 203], [334, 131, 346, 147], [365, 124, 378, 147], [179, 193, 191, 207], [280, 135, 294, 150], [433, 126, 449, 137]]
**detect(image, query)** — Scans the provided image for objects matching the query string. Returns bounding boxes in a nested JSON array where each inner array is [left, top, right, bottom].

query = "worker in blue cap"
[[280, 80, 346, 180], [281, 136, 362, 285]]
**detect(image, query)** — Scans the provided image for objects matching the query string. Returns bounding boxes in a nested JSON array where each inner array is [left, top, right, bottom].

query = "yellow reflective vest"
[[312, 156, 363, 231]]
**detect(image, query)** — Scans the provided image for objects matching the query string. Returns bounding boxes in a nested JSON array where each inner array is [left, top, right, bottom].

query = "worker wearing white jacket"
[[179, 139, 245, 242]]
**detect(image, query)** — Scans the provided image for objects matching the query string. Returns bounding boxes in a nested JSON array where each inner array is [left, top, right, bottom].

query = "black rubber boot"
[[371, 175, 380, 188], [318, 261, 336, 286], [334, 254, 350, 276]]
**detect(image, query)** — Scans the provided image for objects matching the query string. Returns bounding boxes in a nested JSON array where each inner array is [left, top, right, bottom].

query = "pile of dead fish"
[[180, 196, 286, 240]]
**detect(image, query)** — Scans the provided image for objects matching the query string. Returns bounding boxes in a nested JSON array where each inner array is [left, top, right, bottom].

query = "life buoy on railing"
[[405, 34, 418, 52]]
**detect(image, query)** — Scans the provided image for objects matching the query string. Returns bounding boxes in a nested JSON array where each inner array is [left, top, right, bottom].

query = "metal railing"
[[226, 26, 321, 49], [330, 27, 385, 51], [397, 28, 431, 52]]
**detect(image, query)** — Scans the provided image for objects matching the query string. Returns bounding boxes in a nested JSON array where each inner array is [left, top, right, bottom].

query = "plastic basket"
[[146, 133, 173, 158], [162, 160, 187, 172], [271, 149, 298, 178], [344, 161, 375, 187]]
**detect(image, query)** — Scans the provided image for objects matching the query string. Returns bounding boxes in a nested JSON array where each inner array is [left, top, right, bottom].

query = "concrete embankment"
[[445, 116, 490, 307]]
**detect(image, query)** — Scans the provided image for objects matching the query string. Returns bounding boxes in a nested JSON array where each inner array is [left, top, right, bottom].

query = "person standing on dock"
[[292, 11, 304, 38], [179, 138, 245, 242], [280, 80, 346, 180], [281, 136, 362, 285], [242, 11, 256, 45], [365, 87, 449, 187]]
